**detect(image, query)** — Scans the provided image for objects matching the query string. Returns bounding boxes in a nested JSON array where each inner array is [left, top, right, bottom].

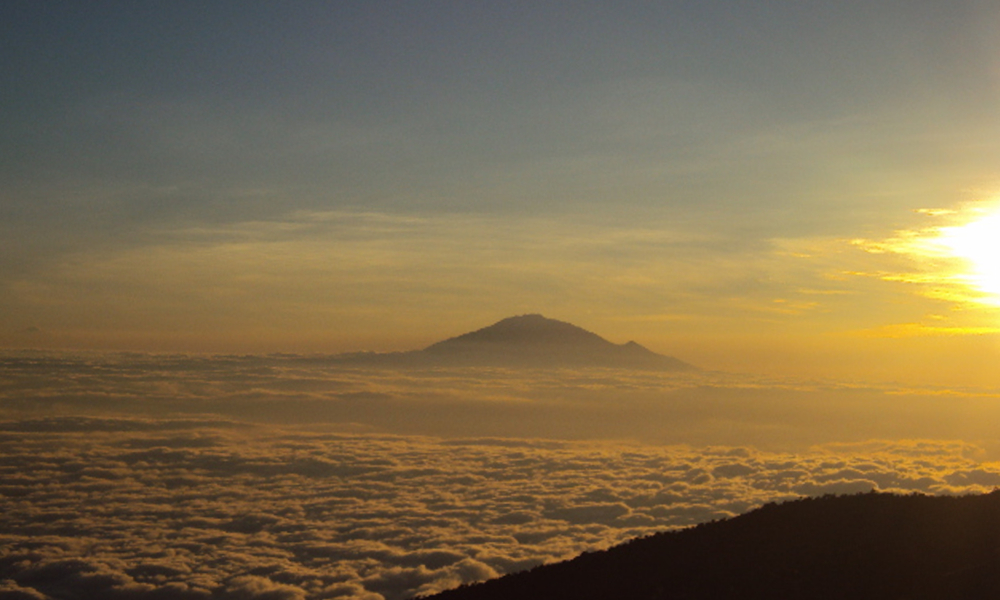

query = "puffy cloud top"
[[2, 418, 998, 599]]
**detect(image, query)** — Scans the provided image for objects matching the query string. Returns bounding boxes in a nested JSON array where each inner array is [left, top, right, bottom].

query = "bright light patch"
[[934, 206, 1000, 305], [852, 200, 1000, 310]]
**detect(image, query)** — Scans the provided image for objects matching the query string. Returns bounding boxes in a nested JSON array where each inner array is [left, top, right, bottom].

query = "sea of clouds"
[[3, 351, 1000, 599]]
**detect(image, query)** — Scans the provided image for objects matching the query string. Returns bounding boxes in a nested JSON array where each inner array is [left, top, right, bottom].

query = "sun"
[[854, 200, 1000, 310], [934, 206, 1000, 304]]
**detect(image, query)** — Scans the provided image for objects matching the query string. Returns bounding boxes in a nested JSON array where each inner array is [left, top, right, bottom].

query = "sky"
[[4, 1, 1000, 384]]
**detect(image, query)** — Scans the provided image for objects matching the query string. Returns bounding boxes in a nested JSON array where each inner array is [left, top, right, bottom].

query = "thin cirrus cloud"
[[2, 210, 866, 356]]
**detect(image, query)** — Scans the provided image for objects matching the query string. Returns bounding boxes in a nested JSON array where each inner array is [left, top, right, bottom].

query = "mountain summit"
[[427, 314, 612, 348], [420, 314, 694, 370]]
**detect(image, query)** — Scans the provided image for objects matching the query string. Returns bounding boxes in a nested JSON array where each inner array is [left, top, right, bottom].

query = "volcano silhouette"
[[402, 314, 694, 369], [333, 314, 694, 369]]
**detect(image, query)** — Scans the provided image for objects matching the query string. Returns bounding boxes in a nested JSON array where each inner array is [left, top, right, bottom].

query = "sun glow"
[[853, 201, 1000, 310], [935, 206, 1000, 304]]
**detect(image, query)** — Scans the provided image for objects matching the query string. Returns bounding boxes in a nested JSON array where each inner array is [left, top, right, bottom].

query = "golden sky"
[[4, 2, 1000, 385]]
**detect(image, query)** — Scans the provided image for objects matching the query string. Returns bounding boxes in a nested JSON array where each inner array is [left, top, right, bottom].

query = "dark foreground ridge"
[[341, 314, 695, 370], [421, 491, 1000, 600]]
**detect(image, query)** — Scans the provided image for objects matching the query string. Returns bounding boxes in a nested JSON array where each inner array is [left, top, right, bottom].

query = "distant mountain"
[[341, 315, 695, 370], [422, 491, 1000, 600], [421, 314, 693, 369]]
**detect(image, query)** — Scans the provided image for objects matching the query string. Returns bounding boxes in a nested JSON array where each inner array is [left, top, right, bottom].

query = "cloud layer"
[[2, 418, 1000, 600], [5, 352, 1000, 598], [4, 351, 1000, 450]]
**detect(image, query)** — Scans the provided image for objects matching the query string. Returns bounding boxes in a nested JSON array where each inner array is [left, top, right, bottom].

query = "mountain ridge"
[[421, 491, 1000, 600]]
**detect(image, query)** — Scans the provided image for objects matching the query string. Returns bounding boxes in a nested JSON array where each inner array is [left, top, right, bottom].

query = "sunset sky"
[[5, 1, 1000, 384]]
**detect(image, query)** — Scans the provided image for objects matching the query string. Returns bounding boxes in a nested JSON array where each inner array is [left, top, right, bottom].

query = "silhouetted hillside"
[[340, 315, 695, 370], [421, 491, 1000, 600]]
